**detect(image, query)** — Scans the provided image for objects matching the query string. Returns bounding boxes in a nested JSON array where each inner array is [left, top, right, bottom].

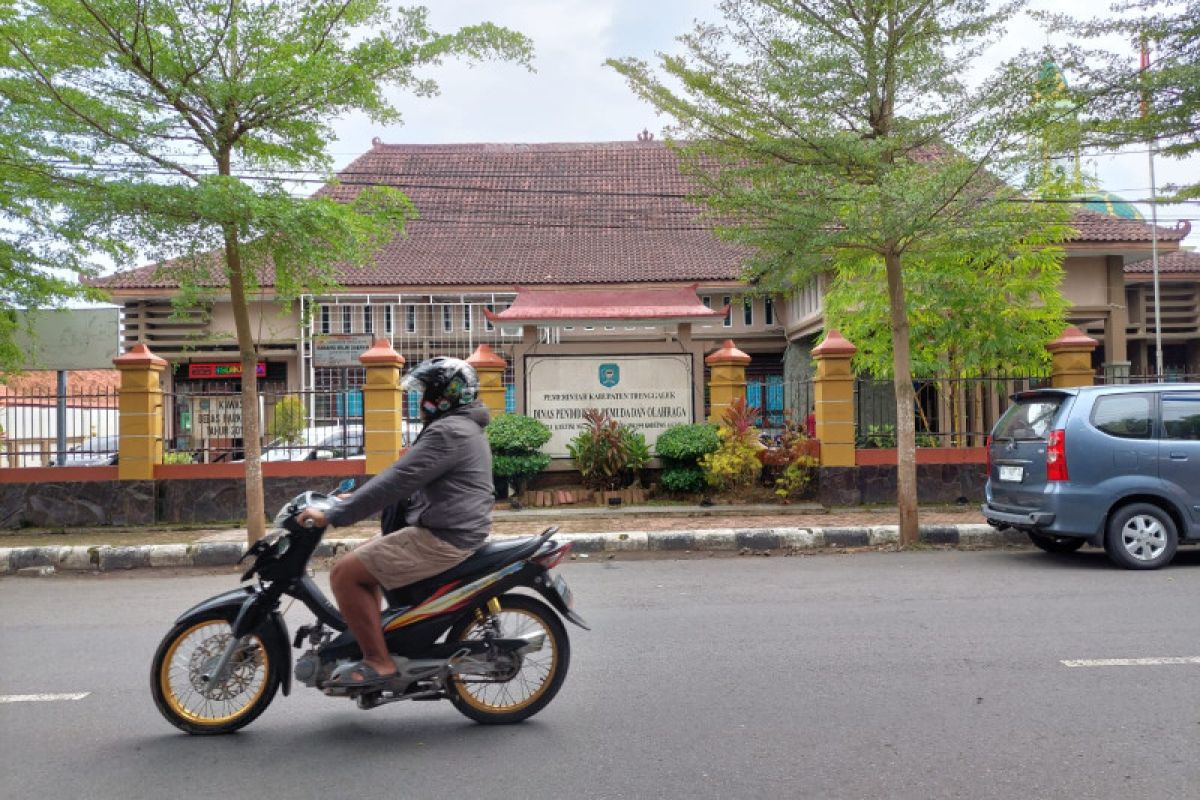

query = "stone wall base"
[[818, 464, 985, 506]]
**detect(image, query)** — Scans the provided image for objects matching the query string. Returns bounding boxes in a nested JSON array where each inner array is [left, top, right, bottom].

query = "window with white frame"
[[743, 298, 753, 326], [383, 305, 393, 334], [463, 305, 472, 331], [722, 295, 732, 327], [442, 306, 453, 332], [405, 305, 417, 333], [319, 306, 331, 334], [341, 306, 352, 333], [765, 298, 774, 325], [363, 306, 373, 334]]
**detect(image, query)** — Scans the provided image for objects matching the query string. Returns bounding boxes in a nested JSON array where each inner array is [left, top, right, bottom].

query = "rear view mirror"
[[336, 478, 357, 494]]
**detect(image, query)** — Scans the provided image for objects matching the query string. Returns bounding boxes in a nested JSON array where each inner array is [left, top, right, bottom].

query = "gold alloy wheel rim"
[[160, 620, 270, 727], [453, 608, 558, 713]]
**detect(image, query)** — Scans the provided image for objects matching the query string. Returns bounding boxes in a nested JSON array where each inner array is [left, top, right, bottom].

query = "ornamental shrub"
[[700, 398, 762, 491], [655, 422, 720, 496], [567, 409, 650, 491], [268, 396, 307, 444], [485, 414, 552, 491]]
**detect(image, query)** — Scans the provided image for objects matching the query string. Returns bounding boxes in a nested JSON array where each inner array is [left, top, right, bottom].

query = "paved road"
[[2, 549, 1198, 800]]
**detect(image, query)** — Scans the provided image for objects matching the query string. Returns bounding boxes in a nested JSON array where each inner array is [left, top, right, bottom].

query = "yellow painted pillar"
[[705, 339, 751, 423], [113, 343, 166, 480], [1047, 326, 1098, 388], [360, 338, 405, 475], [812, 329, 857, 467], [467, 343, 508, 417]]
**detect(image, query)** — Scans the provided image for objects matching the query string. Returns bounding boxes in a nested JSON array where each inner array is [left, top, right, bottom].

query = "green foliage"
[[660, 464, 708, 494], [655, 423, 720, 462], [0, 0, 531, 532], [700, 398, 762, 491], [857, 424, 939, 448], [655, 423, 719, 496], [492, 452, 552, 481], [1037, 0, 1200, 200], [162, 451, 196, 465], [567, 409, 650, 491], [268, 397, 307, 445], [486, 415, 552, 484], [486, 414, 552, 453], [774, 460, 817, 500]]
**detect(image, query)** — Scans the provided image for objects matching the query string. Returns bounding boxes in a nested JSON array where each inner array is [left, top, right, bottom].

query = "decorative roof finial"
[[371, 136, 382, 147], [637, 128, 654, 142]]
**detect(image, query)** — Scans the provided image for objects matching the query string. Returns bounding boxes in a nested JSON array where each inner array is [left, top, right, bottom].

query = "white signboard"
[[191, 395, 262, 440], [526, 355, 693, 457], [13, 308, 120, 371], [313, 334, 373, 368]]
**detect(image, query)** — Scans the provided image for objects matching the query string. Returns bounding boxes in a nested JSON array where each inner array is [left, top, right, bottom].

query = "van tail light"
[[1046, 429, 1068, 481]]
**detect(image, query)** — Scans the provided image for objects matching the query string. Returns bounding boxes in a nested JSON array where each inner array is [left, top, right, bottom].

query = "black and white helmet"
[[401, 356, 479, 417]]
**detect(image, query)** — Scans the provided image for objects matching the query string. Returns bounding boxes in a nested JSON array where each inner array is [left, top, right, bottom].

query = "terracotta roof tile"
[[0, 370, 120, 407], [1125, 250, 1200, 275], [92, 141, 1193, 292]]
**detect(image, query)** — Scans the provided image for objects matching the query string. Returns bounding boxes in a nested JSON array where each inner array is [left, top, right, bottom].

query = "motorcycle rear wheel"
[[151, 612, 280, 735], [446, 594, 569, 724]]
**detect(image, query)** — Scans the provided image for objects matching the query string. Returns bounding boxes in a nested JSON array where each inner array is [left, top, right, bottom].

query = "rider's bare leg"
[[330, 553, 396, 679]]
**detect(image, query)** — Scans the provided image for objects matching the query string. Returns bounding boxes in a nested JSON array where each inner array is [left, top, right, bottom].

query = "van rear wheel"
[[1104, 503, 1178, 570], [1027, 531, 1086, 554]]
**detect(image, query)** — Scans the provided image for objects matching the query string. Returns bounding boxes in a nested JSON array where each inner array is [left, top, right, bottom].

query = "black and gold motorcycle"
[[150, 483, 586, 735]]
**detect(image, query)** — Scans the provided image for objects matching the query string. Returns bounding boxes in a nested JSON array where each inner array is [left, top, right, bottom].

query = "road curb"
[[0, 524, 1025, 575]]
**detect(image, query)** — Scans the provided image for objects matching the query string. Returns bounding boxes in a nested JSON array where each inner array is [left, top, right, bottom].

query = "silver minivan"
[[983, 384, 1200, 569]]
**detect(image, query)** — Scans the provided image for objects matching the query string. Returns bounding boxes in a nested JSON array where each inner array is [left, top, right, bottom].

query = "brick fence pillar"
[[113, 343, 166, 480], [360, 338, 405, 474], [467, 343, 508, 417], [705, 339, 751, 423], [812, 329, 857, 467], [1047, 326, 1098, 388]]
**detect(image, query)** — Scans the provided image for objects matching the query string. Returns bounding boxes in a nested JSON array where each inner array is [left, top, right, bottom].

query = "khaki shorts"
[[350, 526, 473, 590]]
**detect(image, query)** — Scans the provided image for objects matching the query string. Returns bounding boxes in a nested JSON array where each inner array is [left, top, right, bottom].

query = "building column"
[[705, 339, 751, 423], [1102, 254, 1130, 381], [467, 343, 508, 417], [360, 338, 405, 474], [1047, 326, 1098, 388], [812, 330, 857, 467], [113, 343, 167, 480]]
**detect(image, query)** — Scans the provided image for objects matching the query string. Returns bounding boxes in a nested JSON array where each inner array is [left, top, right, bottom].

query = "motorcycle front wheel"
[[446, 593, 570, 724], [151, 612, 280, 735]]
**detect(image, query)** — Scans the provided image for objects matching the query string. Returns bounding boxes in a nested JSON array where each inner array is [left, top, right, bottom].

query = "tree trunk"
[[884, 249, 919, 546], [224, 224, 267, 544]]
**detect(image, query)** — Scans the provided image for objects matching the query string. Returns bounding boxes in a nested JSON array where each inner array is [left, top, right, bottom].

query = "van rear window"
[[994, 397, 1064, 441]]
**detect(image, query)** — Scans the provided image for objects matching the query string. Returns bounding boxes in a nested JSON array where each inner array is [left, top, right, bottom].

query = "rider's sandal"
[[326, 660, 397, 689]]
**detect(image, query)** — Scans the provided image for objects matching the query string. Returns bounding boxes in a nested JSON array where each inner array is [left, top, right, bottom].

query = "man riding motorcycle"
[[297, 356, 494, 690]]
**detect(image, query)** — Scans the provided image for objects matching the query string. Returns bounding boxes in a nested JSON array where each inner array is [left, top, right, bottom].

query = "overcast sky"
[[327, 0, 1197, 246]]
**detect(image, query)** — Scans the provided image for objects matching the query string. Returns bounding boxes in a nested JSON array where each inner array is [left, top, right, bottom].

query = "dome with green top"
[[1078, 190, 1144, 220]]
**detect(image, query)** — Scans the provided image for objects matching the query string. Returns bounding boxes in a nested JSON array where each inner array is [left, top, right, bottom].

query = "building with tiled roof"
[[90, 139, 1196, 455]]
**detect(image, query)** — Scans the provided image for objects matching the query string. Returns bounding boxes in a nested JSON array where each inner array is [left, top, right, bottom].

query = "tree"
[[1038, 0, 1199, 200], [610, 0, 1072, 544], [1, 1, 531, 541]]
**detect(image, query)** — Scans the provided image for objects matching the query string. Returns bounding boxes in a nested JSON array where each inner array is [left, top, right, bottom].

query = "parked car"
[[254, 421, 422, 462], [982, 383, 1200, 569], [55, 434, 119, 466]]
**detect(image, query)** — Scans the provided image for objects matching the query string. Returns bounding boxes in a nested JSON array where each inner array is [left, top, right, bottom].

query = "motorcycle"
[[150, 481, 587, 735]]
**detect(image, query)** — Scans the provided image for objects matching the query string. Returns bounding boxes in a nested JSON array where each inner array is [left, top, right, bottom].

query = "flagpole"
[[1140, 38, 1164, 378]]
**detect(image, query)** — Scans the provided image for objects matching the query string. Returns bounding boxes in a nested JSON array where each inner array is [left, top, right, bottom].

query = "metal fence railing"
[[854, 374, 1051, 448], [1100, 371, 1200, 385], [0, 387, 120, 468], [163, 388, 425, 464]]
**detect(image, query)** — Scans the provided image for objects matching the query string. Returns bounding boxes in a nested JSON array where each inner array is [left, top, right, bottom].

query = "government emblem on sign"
[[598, 363, 620, 388]]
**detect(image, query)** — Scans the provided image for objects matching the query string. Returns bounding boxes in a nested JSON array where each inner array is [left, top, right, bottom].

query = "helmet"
[[401, 356, 479, 418]]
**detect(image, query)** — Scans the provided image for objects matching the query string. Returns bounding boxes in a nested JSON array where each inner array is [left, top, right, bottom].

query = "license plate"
[[999, 465, 1023, 482], [551, 572, 574, 609]]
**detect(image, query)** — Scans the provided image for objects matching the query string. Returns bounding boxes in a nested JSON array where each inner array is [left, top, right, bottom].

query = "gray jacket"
[[326, 403, 493, 550]]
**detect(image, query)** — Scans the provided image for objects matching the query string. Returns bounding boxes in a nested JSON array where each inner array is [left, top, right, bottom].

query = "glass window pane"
[[1091, 394, 1153, 439]]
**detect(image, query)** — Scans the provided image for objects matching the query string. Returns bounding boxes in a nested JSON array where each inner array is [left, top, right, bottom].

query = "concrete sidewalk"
[[0, 503, 1021, 575]]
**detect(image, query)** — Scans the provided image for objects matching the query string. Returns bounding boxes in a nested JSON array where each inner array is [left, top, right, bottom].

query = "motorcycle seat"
[[385, 535, 546, 607]]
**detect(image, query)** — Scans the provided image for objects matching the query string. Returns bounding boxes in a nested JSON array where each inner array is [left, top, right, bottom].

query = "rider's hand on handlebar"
[[296, 508, 329, 529]]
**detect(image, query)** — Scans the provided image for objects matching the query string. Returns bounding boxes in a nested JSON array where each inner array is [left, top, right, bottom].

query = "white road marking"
[[0, 692, 91, 703], [1061, 657, 1200, 668]]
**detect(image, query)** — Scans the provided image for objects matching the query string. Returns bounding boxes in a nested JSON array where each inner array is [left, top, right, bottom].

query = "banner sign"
[[13, 308, 119, 371], [190, 395, 263, 440], [526, 355, 693, 457], [187, 362, 266, 379], [313, 334, 373, 368]]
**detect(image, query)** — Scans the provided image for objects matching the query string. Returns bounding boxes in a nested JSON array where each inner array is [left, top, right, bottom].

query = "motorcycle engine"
[[294, 652, 327, 688]]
